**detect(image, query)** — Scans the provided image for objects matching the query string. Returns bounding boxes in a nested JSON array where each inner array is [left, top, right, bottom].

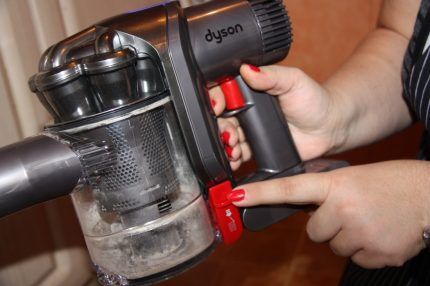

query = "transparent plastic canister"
[[64, 98, 217, 282]]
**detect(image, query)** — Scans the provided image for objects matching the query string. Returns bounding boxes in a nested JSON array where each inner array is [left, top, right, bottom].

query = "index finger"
[[232, 172, 331, 207], [208, 86, 226, 116]]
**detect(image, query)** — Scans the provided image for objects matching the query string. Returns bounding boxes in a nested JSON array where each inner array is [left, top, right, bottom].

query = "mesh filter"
[[140, 108, 171, 176], [104, 124, 140, 192], [79, 104, 179, 217]]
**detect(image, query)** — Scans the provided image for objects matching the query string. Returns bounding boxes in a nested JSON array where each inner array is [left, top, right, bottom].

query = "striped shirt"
[[404, 0, 430, 129], [340, 1, 430, 285]]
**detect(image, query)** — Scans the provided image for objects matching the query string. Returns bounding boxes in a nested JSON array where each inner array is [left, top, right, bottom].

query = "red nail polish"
[[211, 99, 217, 108], [227, 189, 245, 202], [247, 64, 261, 72], [221, 131, 230, 144], [224, 145, 233, 158]]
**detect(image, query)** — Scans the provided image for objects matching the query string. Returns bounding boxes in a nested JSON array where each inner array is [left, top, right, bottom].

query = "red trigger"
[[220, 79, 245, 111]]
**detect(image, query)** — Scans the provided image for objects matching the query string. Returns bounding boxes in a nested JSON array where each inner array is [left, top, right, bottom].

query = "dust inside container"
[[68, 98, 217, 284]]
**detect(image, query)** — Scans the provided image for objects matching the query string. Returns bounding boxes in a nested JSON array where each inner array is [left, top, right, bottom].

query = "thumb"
[[240, 64, 304, 96], [230, 172, 331, 207]]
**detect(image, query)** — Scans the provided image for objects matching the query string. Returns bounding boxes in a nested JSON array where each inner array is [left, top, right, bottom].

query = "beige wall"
[[285, 0, 382, 81]]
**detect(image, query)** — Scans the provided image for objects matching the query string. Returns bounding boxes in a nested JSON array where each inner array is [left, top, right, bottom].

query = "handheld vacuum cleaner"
[[0, 0, 345, 285]]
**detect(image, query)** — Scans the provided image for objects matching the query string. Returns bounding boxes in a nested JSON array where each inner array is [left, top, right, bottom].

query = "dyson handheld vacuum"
[[0, 0, 347, 285]]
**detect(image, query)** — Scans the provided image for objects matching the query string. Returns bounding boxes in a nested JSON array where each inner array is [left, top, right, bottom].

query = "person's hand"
[[228, 160, 430, 268], [238, 64, 347, 161], [210, 64, 349, 169]]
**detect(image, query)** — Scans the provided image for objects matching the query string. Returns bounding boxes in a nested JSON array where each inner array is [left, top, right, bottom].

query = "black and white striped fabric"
[[404, 0, 430, 129], [340, 0, 430, 285], [340, 251, 430, 285]]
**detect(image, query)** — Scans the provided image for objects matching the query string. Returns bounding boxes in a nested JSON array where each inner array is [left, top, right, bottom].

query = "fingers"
[[328, 230, 362, 257], [238, 141, 252, 162], [307, 201, 342, 243], [217, 118, 252, 170], [352, 250, 388, 269], [231, 173, 331, 207], [240, 64, 304, 96], [221, 117, 250, 157], [209, 86, 226, 116], [229, 142, 252, 171], [218, 118, 240, 159]]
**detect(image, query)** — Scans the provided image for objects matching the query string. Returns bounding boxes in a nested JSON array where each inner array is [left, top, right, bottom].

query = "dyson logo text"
[[205, 24, 244, 44]]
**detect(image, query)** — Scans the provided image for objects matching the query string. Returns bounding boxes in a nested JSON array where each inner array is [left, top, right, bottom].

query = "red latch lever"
[[208, 181, 243, 245]]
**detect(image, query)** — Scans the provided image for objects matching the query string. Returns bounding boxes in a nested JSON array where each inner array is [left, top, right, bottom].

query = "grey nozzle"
[[0, 134, 118, 218], [0, 135, 82, 218]]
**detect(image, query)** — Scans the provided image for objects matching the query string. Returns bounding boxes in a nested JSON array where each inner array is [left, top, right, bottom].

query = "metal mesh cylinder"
[[75, 103, 180, 227]]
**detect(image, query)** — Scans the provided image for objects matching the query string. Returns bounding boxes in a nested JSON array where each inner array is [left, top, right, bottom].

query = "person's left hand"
[[228, 160, 430, 268]]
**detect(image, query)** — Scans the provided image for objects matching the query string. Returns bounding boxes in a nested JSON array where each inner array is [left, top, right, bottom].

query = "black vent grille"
[[249, 0, 292, 53], [157, 197, 172, 214]]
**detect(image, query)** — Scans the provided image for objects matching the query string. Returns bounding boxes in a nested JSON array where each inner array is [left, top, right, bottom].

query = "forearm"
[[324, 27, 414, 154]]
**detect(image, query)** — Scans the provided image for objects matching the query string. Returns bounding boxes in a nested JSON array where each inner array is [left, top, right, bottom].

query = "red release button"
[[208, 181, 243, 245], [220, 78, 245, 111]]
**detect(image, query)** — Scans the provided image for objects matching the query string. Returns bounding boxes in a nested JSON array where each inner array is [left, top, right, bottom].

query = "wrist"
[[320, 83, 356, 156]]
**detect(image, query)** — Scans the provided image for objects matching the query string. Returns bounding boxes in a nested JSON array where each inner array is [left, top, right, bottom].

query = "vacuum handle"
[[234, 76, 303, 177], [0, 135, 82, 218], [221, 76, 305, 231]]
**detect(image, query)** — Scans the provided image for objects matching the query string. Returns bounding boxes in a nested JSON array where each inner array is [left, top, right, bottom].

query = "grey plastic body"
[[0, 135, 82, 217], [186, 0, 262, 83], [186, 0, 290, 84]]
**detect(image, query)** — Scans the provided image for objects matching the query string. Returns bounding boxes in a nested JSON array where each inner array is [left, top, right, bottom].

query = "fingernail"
[[247, 64, 261, 72], [224, 145, 233, 158], [211, 99, 217, 108], [227, 189, 245, 202], [221, 131, 230, 144]]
